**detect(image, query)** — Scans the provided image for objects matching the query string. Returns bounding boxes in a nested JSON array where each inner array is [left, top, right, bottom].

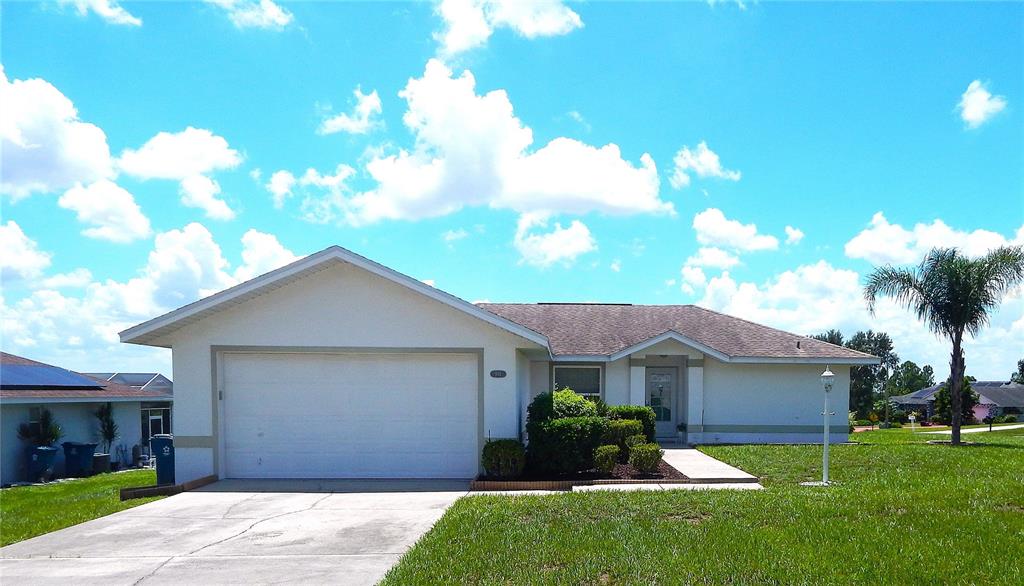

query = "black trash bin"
[[151, 434, 175, 485], [62, 442, 98, 477]]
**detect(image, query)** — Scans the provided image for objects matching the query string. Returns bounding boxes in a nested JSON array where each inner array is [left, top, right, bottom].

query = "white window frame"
[[552, 364, 603, 399]]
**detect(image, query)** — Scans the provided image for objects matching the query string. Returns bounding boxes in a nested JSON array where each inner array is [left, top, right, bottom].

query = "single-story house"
[[120, 246, 878, 483], [83, 372, 174, 443], [892, 381, 1024, 421], [0, 352, 174, 485]]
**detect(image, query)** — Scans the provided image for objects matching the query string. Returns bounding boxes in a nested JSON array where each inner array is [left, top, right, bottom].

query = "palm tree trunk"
[[949, 331, 965, 445]]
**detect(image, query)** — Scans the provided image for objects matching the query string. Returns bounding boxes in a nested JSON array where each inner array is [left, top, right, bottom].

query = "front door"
[[646, 368, 676, 438]]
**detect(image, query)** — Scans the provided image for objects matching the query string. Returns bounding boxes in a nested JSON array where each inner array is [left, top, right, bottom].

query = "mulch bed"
[[477, 459, 686, 483]]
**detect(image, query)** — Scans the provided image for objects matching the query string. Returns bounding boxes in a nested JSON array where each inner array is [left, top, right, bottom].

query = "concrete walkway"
[[660, 447, 760, 483], [923, 423, 1024, 434], [0, 480, 468, 585]]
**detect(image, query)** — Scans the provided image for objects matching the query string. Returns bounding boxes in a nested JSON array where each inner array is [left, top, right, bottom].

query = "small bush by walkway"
[[1, 469, 162, 546]]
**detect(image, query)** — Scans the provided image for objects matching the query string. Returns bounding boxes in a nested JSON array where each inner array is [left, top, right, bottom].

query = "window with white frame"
[[553, 365, 601, 398]]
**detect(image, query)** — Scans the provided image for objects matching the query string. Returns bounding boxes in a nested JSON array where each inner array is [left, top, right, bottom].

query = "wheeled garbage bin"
[[151, 434, 175, 485]]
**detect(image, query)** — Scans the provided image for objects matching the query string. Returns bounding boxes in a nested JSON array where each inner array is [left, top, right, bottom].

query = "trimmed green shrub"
[[527, 389, 600, 426], [995, 414, 1018, 424], [624, 434, 646, 451], [588, 396, 610, 417], [553, 389, 598, 419], [603, 419, 643, 456], [526, 416, 609, 475], [593, 445, 619, 474], [608, 405, 656, 441], [629, 442, 663, 473], [481, 439, 526, 479]]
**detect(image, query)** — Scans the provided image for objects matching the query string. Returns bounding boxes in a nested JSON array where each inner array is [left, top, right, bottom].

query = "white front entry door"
[[646, 367, 677, 438], [221, 352, 479, 479]]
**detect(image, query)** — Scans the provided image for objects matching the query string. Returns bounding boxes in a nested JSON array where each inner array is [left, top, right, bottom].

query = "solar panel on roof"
[[116, 373, 159, 386], [0, 364, 103, 389]]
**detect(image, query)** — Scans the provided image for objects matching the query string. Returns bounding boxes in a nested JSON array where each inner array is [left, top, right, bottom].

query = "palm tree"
[[864, 246, 1024, 445]]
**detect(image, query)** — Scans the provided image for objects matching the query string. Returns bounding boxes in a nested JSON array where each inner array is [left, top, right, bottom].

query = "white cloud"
[[685, 246, 740, 269], [0, 224, 298, 371], [434, 0, 583, 57], [118, 127, 241, 179], [61, 0, 142, 26], [442, 228, 469, 244], [206, 0, 293, 29], [693, 208, 779, 252], [0, 221, 52, 281], [301, 60, 669, 226], [844, 212, 1020, 265], [785, 225, 804, 245], [957, 80, 1007, 129], [567, 110, 591, 132], [233, 229, 299, 282], [0, 67, 113, 199], [513, 213, 596, 267], [265, 170, 296, 209], [41, 268, 93, 289], [319, 87, 383, 135], [57, 180, 152, 243], [698, 260, 1023, 380], [680, 265, 707, 295], [610, 259, 622, 272], [179, 175, 235, 220], [669, 141, 740, 189], [118, 127, 242, 219]]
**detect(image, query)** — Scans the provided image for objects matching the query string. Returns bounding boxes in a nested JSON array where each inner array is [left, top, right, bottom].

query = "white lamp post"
[[803, 365, 835, 486]]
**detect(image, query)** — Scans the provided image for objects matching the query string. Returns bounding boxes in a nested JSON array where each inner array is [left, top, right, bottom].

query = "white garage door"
[[222, 352, 479, 479]]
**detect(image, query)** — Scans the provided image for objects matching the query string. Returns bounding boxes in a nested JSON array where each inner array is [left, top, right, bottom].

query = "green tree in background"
[[1011, 359, 1024, 384], [888, 360, 935, 396]]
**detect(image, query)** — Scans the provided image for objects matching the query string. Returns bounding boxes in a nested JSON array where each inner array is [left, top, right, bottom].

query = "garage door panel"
[[222, 352, 478, 479]]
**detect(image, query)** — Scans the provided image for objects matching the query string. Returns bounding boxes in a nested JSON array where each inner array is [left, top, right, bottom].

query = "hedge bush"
[[608, 405, 656, 441], [481, 439, 526, 479], [624, 434, 646, 451], [593, 445, 619, 474], [526, 389, 598, 425], [995, 414, 1018, 424], [603, 419, 643, 457], [526, 416, 609, 475], [629, 442, 663, 473]]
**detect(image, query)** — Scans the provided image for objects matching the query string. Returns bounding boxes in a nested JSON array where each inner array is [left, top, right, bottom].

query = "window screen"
[[554, 366, 601, 397]]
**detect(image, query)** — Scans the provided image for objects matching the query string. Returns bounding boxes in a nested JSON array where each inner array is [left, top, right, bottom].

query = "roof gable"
[[120, 246, 549, 349]]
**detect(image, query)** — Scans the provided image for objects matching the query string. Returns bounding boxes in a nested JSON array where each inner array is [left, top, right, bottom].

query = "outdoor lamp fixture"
[[802, 365, 835, 487]]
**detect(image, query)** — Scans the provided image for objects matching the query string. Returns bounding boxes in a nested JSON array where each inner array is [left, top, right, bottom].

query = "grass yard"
[[0, 469, 162, 546], [384, 428, 1024, 585]]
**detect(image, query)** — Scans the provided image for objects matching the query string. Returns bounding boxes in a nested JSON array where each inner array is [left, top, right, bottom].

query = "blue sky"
[[1, 0, 1022, 379]]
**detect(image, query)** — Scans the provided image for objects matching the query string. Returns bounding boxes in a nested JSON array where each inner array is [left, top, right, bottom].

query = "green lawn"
[[384, 428, 1024, 585], [0, 469, 163, 546]]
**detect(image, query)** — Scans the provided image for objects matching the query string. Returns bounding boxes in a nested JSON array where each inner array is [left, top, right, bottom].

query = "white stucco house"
[[120, 246, 878, 483]]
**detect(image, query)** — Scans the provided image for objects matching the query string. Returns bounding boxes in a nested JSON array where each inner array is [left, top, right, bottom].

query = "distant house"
[[83, 372, 173, 444], [892, 381, 1024, 421], [0, 352, 173, 485]]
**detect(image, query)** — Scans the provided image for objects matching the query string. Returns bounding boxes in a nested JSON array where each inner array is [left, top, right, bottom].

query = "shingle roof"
[[892, 381, 1024, 408], [0, 352, 173, 401], [477, 303, 877, 362]]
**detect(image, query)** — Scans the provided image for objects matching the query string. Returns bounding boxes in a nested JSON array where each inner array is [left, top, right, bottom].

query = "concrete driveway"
[[0, 479, 469, 585]]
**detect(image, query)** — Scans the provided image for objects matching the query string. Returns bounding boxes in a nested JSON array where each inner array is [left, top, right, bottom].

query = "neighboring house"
[[892, 381, 1024, 421], [120, 246, 879, 483], [0, 353, 174, 485], [84, 372, 173, 443]]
